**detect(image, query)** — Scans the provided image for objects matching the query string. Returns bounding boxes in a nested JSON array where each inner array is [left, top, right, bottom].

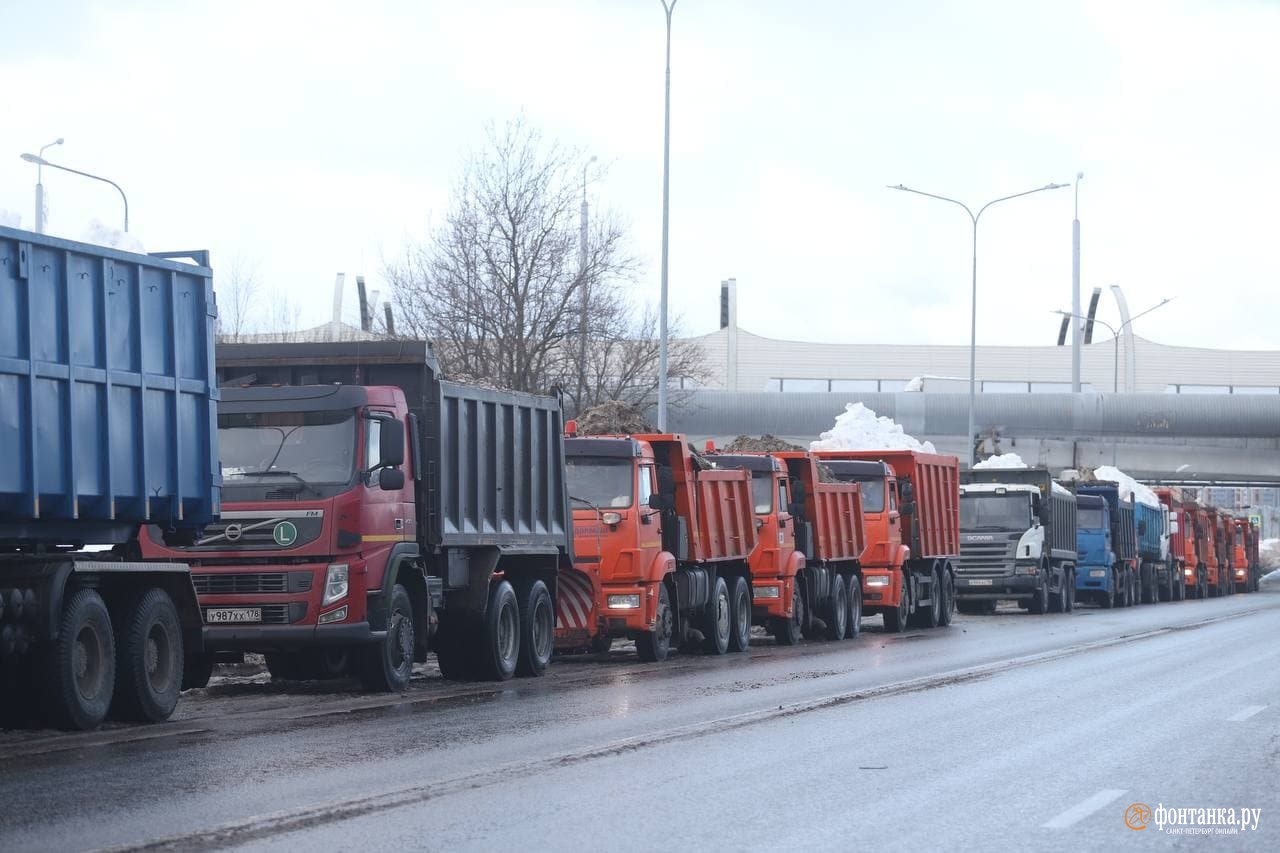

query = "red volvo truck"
[[556, 431, 755, 661], [1154, 488, 1191, 601], [142, 341, 572, 688], [709, 450, 866, 644], [810, 450, 958, 632]]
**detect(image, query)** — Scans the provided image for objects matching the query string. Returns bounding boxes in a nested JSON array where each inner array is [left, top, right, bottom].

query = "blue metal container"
[[1134, 502, 1164, 561], [0, 226, 220, 545]]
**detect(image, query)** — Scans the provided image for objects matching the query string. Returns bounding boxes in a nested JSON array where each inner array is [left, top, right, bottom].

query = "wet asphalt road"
[[2, 581, 1279, 852]]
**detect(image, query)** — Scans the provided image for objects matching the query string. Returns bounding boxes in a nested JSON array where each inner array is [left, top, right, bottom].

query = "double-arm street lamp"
[[20, 152, 129, 232], [1053, 296, 1173, 393], [889, 181, 1069, 466]]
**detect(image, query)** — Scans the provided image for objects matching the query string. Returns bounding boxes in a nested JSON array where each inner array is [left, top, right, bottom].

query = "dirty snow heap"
[[574, 401, 654, 436], [810, 403, 937, 453], [1093, 465, 1160, 508], [724, 434, 803, 452]]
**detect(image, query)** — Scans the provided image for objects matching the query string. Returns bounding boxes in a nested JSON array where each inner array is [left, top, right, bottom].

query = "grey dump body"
[[216, 340, 572, 569]]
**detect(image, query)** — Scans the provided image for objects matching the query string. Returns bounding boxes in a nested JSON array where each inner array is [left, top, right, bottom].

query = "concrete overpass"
[[666, 392, 1280, 485]]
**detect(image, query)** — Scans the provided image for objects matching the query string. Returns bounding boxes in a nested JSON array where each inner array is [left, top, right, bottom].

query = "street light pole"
[[578, 155, 597, 412], [32, 138, 64, 233], [890, 181, 1069, 466], [1071, 172, 1084, 392], [1054, 297, 1173, 393], [657, 0, 677, 432], [20, 152, 129, 232]]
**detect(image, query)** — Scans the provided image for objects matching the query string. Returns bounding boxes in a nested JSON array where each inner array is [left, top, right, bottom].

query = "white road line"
[[1228, 705, 1267, 722], [1042, 789, 1127, 829]]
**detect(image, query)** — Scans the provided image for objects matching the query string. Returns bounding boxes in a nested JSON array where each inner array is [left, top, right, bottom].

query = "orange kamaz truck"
[[709, 450, 866, 644], [811, 450, 958, 632], [557, 430, 756, 661]]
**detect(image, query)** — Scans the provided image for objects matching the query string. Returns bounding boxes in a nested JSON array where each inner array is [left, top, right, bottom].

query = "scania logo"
[[224, 523, 243, 542], [966, 534, 994, 541]]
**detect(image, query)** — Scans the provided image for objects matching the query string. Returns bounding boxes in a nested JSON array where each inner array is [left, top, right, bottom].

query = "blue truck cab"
[[1073, 484, 1138, 608]]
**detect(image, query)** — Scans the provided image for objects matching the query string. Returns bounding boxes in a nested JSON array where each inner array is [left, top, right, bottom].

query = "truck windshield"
[[961, 494, 1030, 530], [856, 479, 885, 512], [566, 458, 633, 509], [219, 410, 356, 485], [1077, 507, 1104, 529], [751, 473, 773, 514]]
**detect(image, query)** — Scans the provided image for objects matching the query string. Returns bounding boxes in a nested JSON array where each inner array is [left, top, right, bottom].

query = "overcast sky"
[[3, 0, 1278, 349]]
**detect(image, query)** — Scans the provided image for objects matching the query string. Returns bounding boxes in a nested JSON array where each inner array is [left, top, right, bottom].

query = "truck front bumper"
[[954, 573, 1038, 600], [1077, 567, 1115, 593], [202, 622, 377, 652]]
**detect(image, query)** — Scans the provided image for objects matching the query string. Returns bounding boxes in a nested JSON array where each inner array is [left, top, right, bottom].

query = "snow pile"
[[1093, 465, 1160, 508], [1261, 538, 1280, 570], [0, 209, 21, 228], [82, 219, 145, 254], [903, 376, 924, 392], [1052, 481, 1071, 496], [974, 453, 1027, 470], [810, 402, 937, 453]]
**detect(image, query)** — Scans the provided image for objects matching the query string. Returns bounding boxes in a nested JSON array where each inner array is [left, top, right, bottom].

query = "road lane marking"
[[1228, 704, 1267, 722], [1042, 789, 1127, 829]]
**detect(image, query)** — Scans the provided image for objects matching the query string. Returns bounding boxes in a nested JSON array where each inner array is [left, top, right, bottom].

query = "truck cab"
[[141, 384, 416, 684], [956, 484, 1048, 612], [558, 432, 755, 661], [1074, 495, 1120, 606]]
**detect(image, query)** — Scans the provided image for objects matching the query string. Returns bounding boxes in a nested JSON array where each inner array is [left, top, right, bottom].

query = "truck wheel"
[[727, 575, 751, 653], [883, 572, 910, 633], [434, 618, 472, 681], [910, 567, 941, 628], [110, 588, 183, 723], [825, 574, 848, 640], [637, 583, 673, 662], [42, 588, 116, 731], [589, 634, 613, 654], [937, 565, 955, 627], [515, 579, 553, 677], [1028, 572, 1049, 615], [358, 583, 416, 691], [182, 654, 215, 690], [475, 580, 520, 680], [1101, 576, 1115, 609], [1064, 571, 1075, 613], [846, 576, 863, 638], [1049, 569, 1065, 614], [702, 576, 731, 655], [770, 579, 804, 645]]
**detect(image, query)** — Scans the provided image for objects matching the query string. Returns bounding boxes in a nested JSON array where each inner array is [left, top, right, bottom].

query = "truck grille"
[[956, 541, 1016, 576], [193, 573, 288, 595]]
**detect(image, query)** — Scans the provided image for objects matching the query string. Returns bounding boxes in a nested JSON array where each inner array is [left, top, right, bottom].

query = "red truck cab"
[[557, 431, 755, 661], [1155, 488, 1194, 601], [142, 383, 417, 685]]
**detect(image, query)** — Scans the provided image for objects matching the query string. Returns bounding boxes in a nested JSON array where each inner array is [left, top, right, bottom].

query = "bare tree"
[[385, 119, 700, 410], [215, 257, 261, 341]]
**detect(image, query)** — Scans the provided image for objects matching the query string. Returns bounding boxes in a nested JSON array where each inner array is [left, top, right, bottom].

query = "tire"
[[41, 588, 115, 731], [912, 567, 941, 628], [1101, 577, 1115, 609], [589, 634, 613, 654], [1199, 570, 1208, 601], [727, 575, 751, 653], [937, 565, 955, 627], [825, 574, 848, 641], [702, 576, 731, 655], [434, 617, 472, 681], [358, 583, 415, 691], [770, 578, 804, 646], [637, 582, 673, 662], [1028, 571, 1049, 615], [110, 588, 183, 723], [475, 580, 520, 680], [846, 575, 863, 639], [1049, 568, 1065, 614], [515, 579, 553, 677], [181, 653, 215, 691], [1064, 570, 1075, 613], [956, 600, 979, 615], [883, 571, 910, 633]]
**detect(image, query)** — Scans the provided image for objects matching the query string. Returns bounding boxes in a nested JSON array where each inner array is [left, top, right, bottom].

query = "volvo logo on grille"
[[224, 524, 243, 542]]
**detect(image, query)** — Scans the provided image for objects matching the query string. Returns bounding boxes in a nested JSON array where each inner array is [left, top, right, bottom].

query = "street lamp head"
[[20, 153, 46, 165], [887, 183, 910, 191], [54, 138, 64, 145], [1046, 182, 1070, 190]]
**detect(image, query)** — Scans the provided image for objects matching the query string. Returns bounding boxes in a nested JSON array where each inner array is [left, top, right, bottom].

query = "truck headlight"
[[607, 594, 641, 609], [601, 511, 622, 526], [1090, 570, 1107, 578], [1236, 569, 1245, 577], [1184, 568, 1194, 576], [322, 563, 349, 606], [753, 585, 780, 599], [865, 575, 890, 587]]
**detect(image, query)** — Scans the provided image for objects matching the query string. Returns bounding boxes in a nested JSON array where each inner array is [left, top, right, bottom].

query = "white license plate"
[[205, 607, 262, 623], [967, 579, 993, 586]]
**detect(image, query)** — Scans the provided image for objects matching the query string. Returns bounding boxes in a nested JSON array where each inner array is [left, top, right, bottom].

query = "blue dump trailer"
[[1074, 483, 1138, 608], [0, 225, 219, 730], [1134, 501, 1169, 604]]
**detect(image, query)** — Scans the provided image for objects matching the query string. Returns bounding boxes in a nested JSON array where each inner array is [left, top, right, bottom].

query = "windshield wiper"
[[234, 470, 320, 495], [569, 494, 602, 512]]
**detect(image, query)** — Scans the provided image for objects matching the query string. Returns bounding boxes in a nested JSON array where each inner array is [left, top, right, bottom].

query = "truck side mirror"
[[378, 419, 405, 467], [378, 467, 406, 491], [1170, 520, 1179, 535], [648, 493, 673, 511]]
